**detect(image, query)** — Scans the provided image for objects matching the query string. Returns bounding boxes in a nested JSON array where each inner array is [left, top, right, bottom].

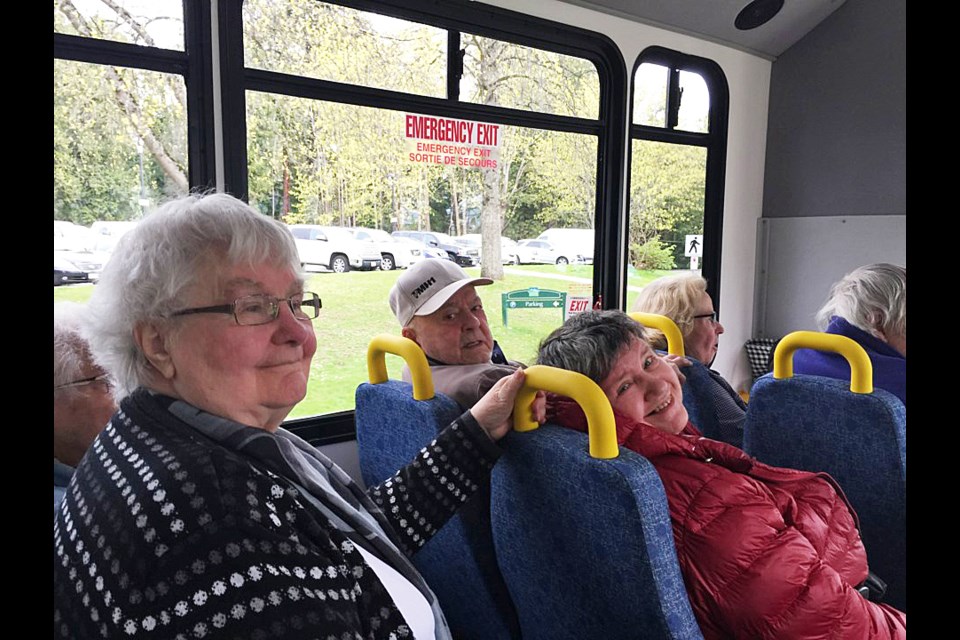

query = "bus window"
[[242, 1, 447, 99], [54, 59, 189, 222], [461, 35, 600, 119], [626, 47, 728, 310], [229, 0, 620, 423], [54, 0, 213, 225], [54, 0, 184, 51], [634, 63, 709, 133]]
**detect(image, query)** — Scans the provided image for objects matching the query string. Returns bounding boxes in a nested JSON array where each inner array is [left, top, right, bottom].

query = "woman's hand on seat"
[[472, 369, 529, 441], [662, 354, 692, 384]]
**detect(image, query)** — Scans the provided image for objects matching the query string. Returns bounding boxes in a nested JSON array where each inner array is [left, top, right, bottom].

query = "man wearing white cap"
[[389, 259, 524, 409]]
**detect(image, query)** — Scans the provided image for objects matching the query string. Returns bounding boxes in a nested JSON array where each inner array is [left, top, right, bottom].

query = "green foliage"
[[630, 236, 676, 270], [54, 3, 188, 224], [628, 140, 706, 264]]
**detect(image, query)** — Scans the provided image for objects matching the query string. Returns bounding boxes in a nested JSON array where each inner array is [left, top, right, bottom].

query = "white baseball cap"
[[389, 259, 493, 326]]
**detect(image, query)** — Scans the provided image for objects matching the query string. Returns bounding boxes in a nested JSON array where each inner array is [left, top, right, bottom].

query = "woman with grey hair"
[[537, 310, 906, 639], [54, 192, 531, 639], [54, 301, 116, 516], [794, 263, 906, 405]]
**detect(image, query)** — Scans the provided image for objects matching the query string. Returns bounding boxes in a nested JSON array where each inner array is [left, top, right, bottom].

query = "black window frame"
[[219, 0, 629, 444], [627, 45, 730, 314], [54, 0, 217, 193]]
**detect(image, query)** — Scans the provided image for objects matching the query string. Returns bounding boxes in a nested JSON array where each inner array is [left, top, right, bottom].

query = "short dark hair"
[[537, 310, 647, 384]]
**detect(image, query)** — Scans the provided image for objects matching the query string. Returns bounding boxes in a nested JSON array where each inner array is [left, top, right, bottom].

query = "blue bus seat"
[[354, 335, 521, 640], [742, 331, 906, 611], [675, 356, 731, 445], [491, 365, 703, 640]]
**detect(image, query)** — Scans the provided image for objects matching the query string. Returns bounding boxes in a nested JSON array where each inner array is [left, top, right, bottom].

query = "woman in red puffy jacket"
[[537, 310, 906, 639]]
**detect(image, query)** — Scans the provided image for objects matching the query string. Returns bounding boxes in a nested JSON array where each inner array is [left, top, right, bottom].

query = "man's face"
[[54, 350, 118, 467], [403, 285, 494, 365]]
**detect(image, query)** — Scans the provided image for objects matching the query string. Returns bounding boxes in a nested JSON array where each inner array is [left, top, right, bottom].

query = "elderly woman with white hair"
[[793, 263, 906, 405], [53, 192, 531, 639]]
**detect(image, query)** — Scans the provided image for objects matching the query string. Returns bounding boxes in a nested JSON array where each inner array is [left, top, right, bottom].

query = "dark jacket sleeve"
[[366, 411, 501, 556]]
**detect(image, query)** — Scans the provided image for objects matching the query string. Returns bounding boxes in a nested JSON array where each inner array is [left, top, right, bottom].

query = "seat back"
[[354, 335, 520, 640], [493, 366, 703, 639], [628, 312, 732, 446], [742, 331, 906, 610]]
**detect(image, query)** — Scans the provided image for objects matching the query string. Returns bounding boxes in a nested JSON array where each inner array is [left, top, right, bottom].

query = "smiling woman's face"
[[600, 337, 688, 435], [152, 261, 317, 431]]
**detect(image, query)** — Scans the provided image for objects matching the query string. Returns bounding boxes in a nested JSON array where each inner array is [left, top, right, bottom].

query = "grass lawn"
[[54, 263, 680, 417]]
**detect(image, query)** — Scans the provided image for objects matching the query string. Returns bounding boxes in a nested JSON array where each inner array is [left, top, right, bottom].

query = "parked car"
[[392, 230, 479, 267], [501, 237, 519, 264], [390, 235, 449, 265], [56, 249, 107, 282], [349, 227, 412, 270], [289, 224, 382, 272], [54, 252, 92, 286], [456, 233, 518, 265], [513, 238, 586, 265], [536, 228, 595, 264]]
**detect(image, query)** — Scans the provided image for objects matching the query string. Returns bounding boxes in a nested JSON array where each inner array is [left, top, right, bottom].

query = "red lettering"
[[478, 123, 500, 146], [407, 115, 484, 144]]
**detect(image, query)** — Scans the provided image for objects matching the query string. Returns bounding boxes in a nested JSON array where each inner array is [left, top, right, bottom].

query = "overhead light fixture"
[[735, 0, 784, 30]]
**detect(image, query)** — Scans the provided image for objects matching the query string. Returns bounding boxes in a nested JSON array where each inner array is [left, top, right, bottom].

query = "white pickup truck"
[[289, 224, 382, 273]]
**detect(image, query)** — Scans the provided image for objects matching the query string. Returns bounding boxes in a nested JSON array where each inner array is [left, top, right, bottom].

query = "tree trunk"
[[478, 38, 505, 279], [418, 168, 430, 231]]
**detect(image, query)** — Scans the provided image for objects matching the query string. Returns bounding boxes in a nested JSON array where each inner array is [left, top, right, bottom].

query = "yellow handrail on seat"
[[772, 330, 873, 394], [628, 312, 685, 357], [366, 334, 435, 400], [513, 365, 619, 459]]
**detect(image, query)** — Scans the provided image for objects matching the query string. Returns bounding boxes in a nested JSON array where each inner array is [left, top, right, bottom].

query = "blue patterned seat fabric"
[[354, 379, 521, 640], [491, 425, 703, 640], [742, 373, 906, 611], [678, 358, 725, 444]]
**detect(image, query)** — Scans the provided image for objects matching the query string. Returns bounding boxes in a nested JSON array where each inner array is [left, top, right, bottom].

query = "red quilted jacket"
[[548, 397, 906, 639]]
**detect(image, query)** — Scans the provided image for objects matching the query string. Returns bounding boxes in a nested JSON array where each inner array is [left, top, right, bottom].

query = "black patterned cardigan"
[[54, 389, 500, 639]]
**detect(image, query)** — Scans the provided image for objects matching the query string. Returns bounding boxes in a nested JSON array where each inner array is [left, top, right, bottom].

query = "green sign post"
[[501, 287, 566, 327]]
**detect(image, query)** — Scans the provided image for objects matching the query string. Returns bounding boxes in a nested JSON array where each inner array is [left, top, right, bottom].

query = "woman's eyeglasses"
[[171, 292, 322, 326], [55, 373, 113, 391], [693, 312, 718, 324]]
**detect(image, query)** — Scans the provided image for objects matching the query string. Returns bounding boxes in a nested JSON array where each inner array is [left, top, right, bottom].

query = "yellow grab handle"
[[628, 312, 685, 357], [773, 330, 873, 394], [366, 334, 435, 400], [514, 365, 619, 459]]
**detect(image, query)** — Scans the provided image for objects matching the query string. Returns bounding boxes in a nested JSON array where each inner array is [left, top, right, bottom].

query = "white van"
[[536, 228, 595, 264]]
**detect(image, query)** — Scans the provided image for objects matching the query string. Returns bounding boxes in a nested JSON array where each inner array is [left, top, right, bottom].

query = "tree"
[[462, 35, 599, 278], [55, 0, 188, 223], [628, 140, 706, 267]]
